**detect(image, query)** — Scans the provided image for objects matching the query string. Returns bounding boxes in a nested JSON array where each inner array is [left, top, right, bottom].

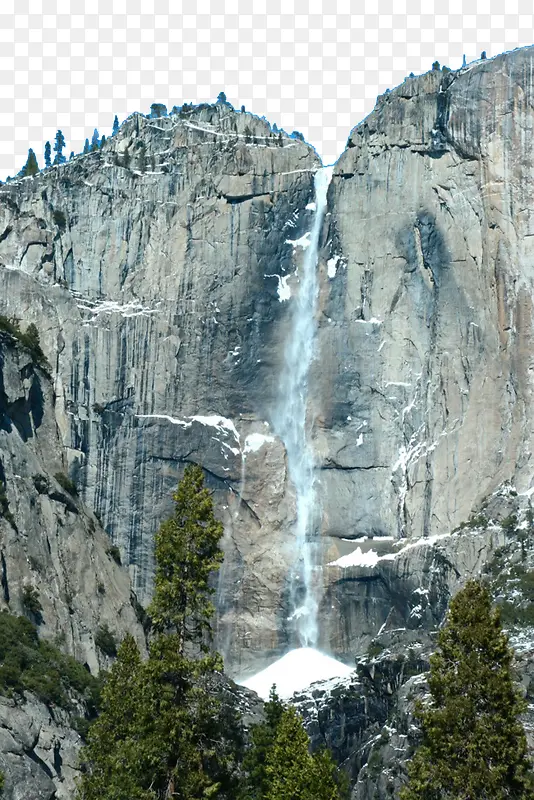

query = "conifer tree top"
[[401, 579, 534, 799]]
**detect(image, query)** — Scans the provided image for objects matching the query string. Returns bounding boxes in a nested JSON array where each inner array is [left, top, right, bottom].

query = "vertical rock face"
[[3, 49, 534, 678], [0, 105, 320, 674], [318, 49, 534, 543], [0, 333, 145, 799], [316, 47, 534, 647], [0, 333, 143, 668]]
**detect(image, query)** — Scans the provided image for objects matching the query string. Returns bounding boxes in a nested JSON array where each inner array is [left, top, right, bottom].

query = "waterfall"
[[273, 166, 332, 648]]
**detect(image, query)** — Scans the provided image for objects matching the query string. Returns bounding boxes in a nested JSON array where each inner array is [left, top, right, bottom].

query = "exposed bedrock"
[[2, 50, 534, 674]]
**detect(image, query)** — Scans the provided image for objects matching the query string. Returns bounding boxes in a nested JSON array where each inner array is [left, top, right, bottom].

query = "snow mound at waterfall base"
[[239, 647, 354, 700]]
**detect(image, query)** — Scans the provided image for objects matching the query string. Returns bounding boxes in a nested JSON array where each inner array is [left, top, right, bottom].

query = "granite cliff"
[[1, 47, 534, 690]]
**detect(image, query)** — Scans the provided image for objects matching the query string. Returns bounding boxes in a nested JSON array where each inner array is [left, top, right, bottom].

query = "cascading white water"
[[273, 166, 332, 648]]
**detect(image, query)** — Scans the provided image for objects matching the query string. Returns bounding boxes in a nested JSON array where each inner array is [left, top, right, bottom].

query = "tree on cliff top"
[[401, 579, 534, 800], [17, 148, 39, 178], [53, 129, 66, 164]]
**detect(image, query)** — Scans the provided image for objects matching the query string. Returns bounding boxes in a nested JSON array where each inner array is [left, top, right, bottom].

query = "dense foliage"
[[401, 580, 534, 799], [0, 612, 100, 714], [239, 685, 346, 800]]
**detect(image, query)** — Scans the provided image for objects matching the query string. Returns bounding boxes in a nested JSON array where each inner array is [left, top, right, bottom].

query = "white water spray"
[[273, 166, 332, 648]]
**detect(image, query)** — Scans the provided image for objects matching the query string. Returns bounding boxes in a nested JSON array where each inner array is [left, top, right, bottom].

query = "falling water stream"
[[273, 166, 332, 648]]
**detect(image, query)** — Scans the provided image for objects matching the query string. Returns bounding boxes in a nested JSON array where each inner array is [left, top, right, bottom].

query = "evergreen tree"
[[265, 706, 343, 800], [83, 138, 90, 155], [401, 580, 534, 800], [100, 135, 106, 149], [149, 463, 224, 651], [241, 688, 344, 800], [239, 686, 285, 799], [149, 103, 167, 118], [44, 141, 51, 168], [112, 115, 119, 136], [53, 130, 66, 164], [18, 148, 39, 178], [78, 464, 237, 800], [69, 151, 74, 160], [77, 635, 152, 800], [90, 129, 100, 152]]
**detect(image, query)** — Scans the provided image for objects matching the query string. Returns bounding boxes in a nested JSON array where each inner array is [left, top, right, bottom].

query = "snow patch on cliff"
[[285, 231, 311, 250], [77, 299, 161, 318], [136, 413, 240, 441], [327, 255, 340, 278], [264, 273, 292, 301], [243, 433, 275, 454], [239, 648, 353, 700], [329, 532, 453, 570], [329, 547, 383, 568]]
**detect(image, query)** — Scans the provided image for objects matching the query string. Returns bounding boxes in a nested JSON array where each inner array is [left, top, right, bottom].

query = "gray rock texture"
[[0, 332, 144, 798], [0, 693, 82, 800], [0, 103, 320, 675], [0, 333, 144, 668], [318, 48, 534, 547], [3, 50, 534, 682]]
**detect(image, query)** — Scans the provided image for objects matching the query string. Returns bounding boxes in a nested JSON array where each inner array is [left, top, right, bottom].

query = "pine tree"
[[44, 141, 51, 168], [18, 148, 39, 178], [78, 464, 237, 800], [83, 138, 90, 155], [149, 463, 224, 652], [264, 706, 343, 800], [401, 580, 534, 800], [239, 686, 285, 799], [90, 129, 100, 152], [53, 130, 66, 164], [69, 151, 74, 160], [149, 103, 167, 118], [112, 115, 119, 136], [77, 635, 152, 800], [134, 463, 229, 798]]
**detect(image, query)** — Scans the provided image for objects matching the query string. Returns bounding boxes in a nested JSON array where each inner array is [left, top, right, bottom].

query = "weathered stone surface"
[[0, 693, 84, 800], [0, 333, 145, 797], [0, 103, 319, 674], [4, 50, 534, 684], [0, 334, 144, 668], [318, 48, 534, 550]]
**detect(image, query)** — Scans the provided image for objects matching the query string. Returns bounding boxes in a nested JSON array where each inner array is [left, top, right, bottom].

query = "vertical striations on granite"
[[3, 48, 534, 676], [0, 103, 320, 674]]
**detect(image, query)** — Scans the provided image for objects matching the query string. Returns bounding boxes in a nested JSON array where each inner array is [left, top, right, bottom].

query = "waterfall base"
[[239, 647, 353, 700]]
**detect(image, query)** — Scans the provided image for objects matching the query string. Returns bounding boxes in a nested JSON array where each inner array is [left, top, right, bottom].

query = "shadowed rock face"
[[0, 333, 144, 669], [0, 334, 145, 799], [2, 50, 534, 678]]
